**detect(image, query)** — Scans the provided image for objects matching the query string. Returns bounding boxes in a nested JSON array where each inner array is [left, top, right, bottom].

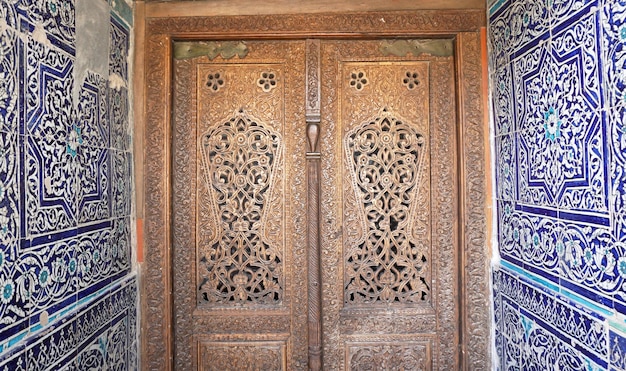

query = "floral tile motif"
[[0, 0, 136, 366], [0, 238, 29, 345], [494, 267, 608, 358], [500, 210, 626, 305], [77, 144, 109, 225], [611, 330, 626, 371], [25, 37, 74, 140], [77, 72, 108, 148], [111, 150, 131, 218], [108, 87, 129, 151], [23, 134, 77, 237], [499, 211, 560, 273], [608, 106, 626, 232], [549, 0, 598, 28], [21, 231, 78, 329], [488, 0, 550, 70], [513, 10, 607, 214], [0, 278, 137, 371], [0, 26, 20, 134], [111, 217, 130, 272], [602, 0, 626, 110], [497, 294, 605, 370], [109, 15, 129, 84], [16, 0, 75, 55], [491, 66, 514, 136], [495, 133, 516, 201], [0, 132, 19, 246], [0, 1, 20, 31]]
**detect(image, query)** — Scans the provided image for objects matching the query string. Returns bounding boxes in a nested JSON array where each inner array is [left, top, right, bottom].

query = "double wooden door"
[[171, 39, 459, 370]]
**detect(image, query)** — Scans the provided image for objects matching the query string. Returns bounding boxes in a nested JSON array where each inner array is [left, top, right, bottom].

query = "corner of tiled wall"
[[488, 0, 626, 369], [0, 0, 137, 369]]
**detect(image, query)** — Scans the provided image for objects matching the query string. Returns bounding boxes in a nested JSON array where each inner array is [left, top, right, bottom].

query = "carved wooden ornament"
[[143, 10, 488, 371]]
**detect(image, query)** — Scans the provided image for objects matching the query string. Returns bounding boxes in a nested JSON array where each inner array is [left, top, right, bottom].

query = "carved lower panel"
[[340, 311, 436, 335], [346, 339, 432, 371], [199, 340, 286, 371]]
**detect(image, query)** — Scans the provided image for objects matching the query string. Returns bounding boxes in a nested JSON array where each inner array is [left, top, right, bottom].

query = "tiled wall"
[[0, 0, 136, 369], [489, 0, 626, 369]]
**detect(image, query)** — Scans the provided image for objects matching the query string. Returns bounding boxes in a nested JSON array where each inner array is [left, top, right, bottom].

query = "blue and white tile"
[[0, 25, 20, 134], [610, 329, 626, 371], [0, 132, 19, 246], [111, 150, 131, 218], [549, 0, 598, 30], [495, 133, 516, 201], [108, 86, 129, 151], [0, 278, 137, 370], [491, 66, 514, 136], [109, 15, 129, 84], [0, 0, 20, 32], [22, 229, 78, 327], [77, 144, 109, 225], [77, 71, 108, 148], [23, 134, 77, 237], [0, 238, 30, 349], [601, 0, 626, 110], [556, 221, 625, 305], [16, 0, 76, 55], [495, 264, 609, 358], [608, 104, 626, 232], [500, 212, 561, 274], [488, 0, 551, 70], [512, 12, 606, 214], [25, 37, 74, 140], [110, 217, 130, 274]]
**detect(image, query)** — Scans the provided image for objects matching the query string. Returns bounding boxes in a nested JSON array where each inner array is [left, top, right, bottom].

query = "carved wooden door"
[[172, 39, 459, 370]]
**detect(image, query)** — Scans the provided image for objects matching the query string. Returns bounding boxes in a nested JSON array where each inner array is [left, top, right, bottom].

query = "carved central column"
[[305, 39, 323, 371]]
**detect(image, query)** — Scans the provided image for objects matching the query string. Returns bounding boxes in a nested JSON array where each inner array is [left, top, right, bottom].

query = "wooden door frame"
[[137, 8, 490, 370]]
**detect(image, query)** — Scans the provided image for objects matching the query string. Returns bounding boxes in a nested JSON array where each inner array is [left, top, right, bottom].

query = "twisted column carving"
[[306, 39, 323, 371]]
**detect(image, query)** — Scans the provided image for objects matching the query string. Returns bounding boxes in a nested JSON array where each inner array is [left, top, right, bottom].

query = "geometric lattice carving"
[[344, 108, 429, 304], [198, 109, 283, 306]]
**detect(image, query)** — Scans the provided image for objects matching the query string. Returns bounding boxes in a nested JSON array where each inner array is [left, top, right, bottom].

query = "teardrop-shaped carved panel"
[[198, 110, 284, 306], [344, 109, 429, 304]]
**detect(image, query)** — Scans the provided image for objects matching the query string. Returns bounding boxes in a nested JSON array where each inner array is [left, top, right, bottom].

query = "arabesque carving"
[[348, 342, 431, 370], [198, 110, 284, 306], [142, 11, 488, 371], [344, 109, 429, 305], [200, 342, 285, 370]]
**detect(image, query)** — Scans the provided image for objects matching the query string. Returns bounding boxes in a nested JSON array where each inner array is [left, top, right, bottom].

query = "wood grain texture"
[[145, 0, 485, 18], [141, 10, 489, 370]]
